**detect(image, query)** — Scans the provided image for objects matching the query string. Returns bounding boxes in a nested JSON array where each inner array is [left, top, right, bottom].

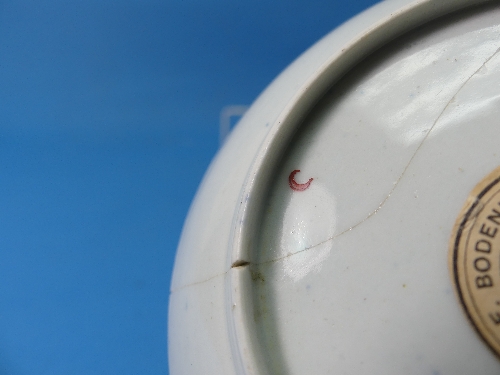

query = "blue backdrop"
[[0, 1, 379, 373]]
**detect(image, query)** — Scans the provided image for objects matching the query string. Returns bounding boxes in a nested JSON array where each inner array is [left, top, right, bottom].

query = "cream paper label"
[[451, 166, 500, 357]]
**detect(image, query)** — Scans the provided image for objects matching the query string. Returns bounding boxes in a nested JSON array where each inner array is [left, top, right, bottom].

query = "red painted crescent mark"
[[288, 170, 313, 191]]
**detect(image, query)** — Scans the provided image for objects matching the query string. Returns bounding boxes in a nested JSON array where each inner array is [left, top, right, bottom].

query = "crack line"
[[254, 46, 500, 267], [171, 47, 500, 292], [170, 271, 227, 294]]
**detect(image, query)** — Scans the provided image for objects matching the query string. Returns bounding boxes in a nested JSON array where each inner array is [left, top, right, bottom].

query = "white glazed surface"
[[169, 1, 500, 374], [252, 8, 500, 374]]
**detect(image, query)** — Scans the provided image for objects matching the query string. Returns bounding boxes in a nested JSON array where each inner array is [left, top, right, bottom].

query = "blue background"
[[0, 1, 379, 373]]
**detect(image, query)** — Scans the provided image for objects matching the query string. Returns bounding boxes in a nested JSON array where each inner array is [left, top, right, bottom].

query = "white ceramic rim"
[[227, 1, 496, 374]]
